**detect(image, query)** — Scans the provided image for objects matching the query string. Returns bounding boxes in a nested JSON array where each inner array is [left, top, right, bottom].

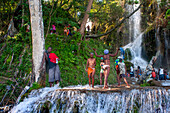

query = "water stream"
[[124, 3, 148, 69], [9, 1, 170, 113], [10, 85, 170, 113]]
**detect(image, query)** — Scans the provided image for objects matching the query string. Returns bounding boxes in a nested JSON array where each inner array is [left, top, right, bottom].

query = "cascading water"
[[124, 3, 148, 69], [8, 1, 170, 113], [10, 85, 170, 113]]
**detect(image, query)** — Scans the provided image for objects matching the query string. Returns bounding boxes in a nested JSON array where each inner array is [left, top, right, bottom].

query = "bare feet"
[[117, 85, 121, 87], [125, 86, 130, 88], [105, 85, 108, 88], [103, 86, 108, 89]]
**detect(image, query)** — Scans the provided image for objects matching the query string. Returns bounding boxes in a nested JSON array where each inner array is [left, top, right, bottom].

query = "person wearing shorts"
[[118, 59, 130, 88], [86, 53, 96, 88]]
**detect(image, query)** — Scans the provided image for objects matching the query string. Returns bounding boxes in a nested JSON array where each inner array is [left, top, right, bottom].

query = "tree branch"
[[8, 53, 14, 70], [85, 2, 144, 38], [45, 0, 55, 39]]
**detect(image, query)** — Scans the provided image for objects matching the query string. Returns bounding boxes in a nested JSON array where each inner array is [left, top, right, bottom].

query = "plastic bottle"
[[56, 58, 58, 64]]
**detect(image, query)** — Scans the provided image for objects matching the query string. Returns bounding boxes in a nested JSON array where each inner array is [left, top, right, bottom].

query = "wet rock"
[[147, 79, 162, 87]]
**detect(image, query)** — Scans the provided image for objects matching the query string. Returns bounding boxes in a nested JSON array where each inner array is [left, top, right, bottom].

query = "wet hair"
[[138, 66, 140, 69]]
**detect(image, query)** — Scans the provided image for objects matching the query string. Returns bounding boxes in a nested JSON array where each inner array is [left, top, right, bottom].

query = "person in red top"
[[152, 67, 156, 80], [41, 47, 60, 87]]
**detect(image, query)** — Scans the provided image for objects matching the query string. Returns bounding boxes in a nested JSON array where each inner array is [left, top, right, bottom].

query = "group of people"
[[129, 65, 142, 78], [86, 48, 130, 89], [40, 46, 169, 88], [64, 24, 72, 36], [50, 24, 57, 34], [152, 66, 169, 80]]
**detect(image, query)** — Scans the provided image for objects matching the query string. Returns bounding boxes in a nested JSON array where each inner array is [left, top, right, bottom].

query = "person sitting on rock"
[[137, 66, 142, 78], [130, 64, 134, 77], [152, 67, 156, 80], [158, 66, 164, 80]]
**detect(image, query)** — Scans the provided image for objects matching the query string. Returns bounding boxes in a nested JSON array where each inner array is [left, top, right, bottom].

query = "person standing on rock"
[[86, 53, 96, 88], [118, 59, 130, 88], [41, 47, 60, 87], [93, 48, 119, 89]]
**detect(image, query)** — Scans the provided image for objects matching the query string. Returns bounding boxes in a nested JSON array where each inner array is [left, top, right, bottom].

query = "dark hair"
[[48, 47, 52, 49], [138, 66, 140, 69], [119, 59, 122, 62]]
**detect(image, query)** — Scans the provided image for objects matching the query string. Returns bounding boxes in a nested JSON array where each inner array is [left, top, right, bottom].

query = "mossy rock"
[[125, 61, 133, 72], [40, 101, 52, 113], [125, 48, 132, 61]]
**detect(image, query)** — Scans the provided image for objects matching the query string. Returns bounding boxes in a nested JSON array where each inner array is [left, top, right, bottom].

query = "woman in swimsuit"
[[93, 48, 119, 89]]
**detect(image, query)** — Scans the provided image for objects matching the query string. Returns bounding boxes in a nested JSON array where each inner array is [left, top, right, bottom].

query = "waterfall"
[[10, 85, 170, 113], [124, 3, 148, 69]]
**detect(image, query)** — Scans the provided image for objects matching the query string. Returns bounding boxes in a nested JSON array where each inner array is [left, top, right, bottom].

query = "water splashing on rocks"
[[10, 85, 170, 113]]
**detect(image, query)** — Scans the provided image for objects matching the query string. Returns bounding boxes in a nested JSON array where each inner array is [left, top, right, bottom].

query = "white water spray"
[[10, 85, 170, 113], [124, 3, 148, 68]]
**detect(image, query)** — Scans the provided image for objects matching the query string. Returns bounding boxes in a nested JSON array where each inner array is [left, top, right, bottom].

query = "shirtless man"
[[86, 53, 96, 88], [93, 48, 119, 89]]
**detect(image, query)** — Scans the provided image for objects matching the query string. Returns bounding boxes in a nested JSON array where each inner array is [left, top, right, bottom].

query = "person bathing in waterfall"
[[86, 53, 96, 88], [93, 48, 119, 89], [118, 59, 130, 88], [100, 57, 110, 85], [41, 47, 61, 87]]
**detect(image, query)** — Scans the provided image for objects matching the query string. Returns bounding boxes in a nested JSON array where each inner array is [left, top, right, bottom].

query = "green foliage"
[[140, 83, 150, 87], [45, 33, 119, 87], [128, 0, 139, 4], [125, 61, 133, 72], [125, 48, 132, 61], [29, 82, 42, 91], [165, 9, 170, 19]]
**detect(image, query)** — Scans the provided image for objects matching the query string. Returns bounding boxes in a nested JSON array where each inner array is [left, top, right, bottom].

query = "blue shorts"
[[159, 74, 165, 80], [120, 74, 126, 78]]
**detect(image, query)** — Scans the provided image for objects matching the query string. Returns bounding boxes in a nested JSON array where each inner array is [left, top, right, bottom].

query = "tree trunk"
[[79, 0, 93, 40], [29, 0, 45, 83]]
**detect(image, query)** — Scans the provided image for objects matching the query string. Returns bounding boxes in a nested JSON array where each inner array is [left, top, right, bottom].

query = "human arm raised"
[[109, 48, 119, 57], [93, 48, 104, 57]]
